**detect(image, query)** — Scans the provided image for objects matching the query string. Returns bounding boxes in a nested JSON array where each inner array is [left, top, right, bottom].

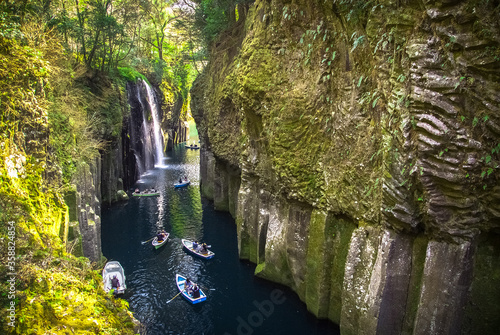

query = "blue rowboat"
[[182, 239, 214, 259], [176, 274, 206, 304], [174, 180, 190, 188]]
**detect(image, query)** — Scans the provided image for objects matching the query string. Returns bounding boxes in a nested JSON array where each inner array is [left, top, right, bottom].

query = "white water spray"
[[142, 79, 164, 166]]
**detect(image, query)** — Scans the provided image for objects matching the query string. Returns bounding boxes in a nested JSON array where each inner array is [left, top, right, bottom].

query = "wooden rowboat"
[[102, 261, 126, 294], [132, 191, 160, 197], [181, 239, 214, 259], [152, 232, 169, 249], [176, 274, 206, 304]]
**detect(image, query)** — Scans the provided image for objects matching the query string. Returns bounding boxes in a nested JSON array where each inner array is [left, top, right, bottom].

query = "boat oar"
[[167, 289, 185, 304], [141, 237, 155, 244], [200, 285, 215, 291]]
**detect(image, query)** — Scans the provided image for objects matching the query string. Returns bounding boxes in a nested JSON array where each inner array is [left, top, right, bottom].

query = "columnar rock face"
[[101, 135, 131, 205], [66, 157, 102, 262], [191, 0, 500, 333]]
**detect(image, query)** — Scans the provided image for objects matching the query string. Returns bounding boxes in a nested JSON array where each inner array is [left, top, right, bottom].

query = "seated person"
[[201, 243, 208, 254], [191, 284, 200, 298], [157, 232, 164, 242], [134, 188, 140, 194], [179, 177, 182, 183], [111, 275, 120, 289], [192, 241, 199, 251], [185, 278, 193, 294]]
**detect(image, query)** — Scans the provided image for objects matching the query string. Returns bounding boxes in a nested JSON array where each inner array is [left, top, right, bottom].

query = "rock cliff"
[[67, 76, 188, 260], [191, 0, 500, 333]]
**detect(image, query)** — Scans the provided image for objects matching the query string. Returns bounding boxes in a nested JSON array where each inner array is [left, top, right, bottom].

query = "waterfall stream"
[[142, 79, 164, 167], [127, 79, 165, 179]]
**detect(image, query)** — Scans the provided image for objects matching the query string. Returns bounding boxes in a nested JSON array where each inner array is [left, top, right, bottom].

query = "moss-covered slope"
[[0, 20, 137, 334]]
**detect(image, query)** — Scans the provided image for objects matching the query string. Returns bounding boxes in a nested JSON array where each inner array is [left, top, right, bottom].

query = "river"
[[101, 137, 339, 335]]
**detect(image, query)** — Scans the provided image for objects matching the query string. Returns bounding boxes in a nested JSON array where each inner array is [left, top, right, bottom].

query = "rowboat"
[[174, 180, 190, 188], [152, 232, 169, 249], [182, 239, 214, 259], [132, 190, 160, 197], [176, 274, 206, 304], [102, 261, 126, 294]]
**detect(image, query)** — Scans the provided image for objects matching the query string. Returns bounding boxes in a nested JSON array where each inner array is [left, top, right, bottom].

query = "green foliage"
[[195, 0, 231, 45], [194, 0, 252, 46], [117, 66, 147, 82], [333, 0, 375, 26]]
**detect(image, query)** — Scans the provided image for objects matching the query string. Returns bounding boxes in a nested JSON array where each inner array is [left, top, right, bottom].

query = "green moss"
[[305, 211, 332, 318], [236, 214, 259, 263], [247, 235, 259, 264], [117, 66, 148, 83], [254, 252, 293, 287], [328, 216, 357, 324], [64, 190, 78, 222], [255, 262, 265, 275]]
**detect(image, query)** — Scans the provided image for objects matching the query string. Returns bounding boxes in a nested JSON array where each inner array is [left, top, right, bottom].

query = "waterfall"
[[126, 79, 164, 180], [135, 86, 153, 174], [142, 80, 164, 166]]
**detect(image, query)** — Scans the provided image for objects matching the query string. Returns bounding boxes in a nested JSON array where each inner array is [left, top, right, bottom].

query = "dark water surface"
[[102, 139, 340, 335]]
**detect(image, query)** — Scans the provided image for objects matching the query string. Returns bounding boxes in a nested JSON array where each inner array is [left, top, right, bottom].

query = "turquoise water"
[[101, 138, 339, 335]]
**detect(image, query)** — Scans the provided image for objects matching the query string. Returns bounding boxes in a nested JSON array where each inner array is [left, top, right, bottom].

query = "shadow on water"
[[102, 137, 340, 335]]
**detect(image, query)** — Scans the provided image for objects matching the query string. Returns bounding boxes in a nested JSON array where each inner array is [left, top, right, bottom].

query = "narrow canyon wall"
[[191, 0, 500, 333], [65, 158, 103, 262]]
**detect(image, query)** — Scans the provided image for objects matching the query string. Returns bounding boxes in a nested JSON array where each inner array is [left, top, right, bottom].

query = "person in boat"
[[191, 284, 200, 298], [179, 177, 182, 183], [151, 187, 156, 193], [134, 188, 140, 194], [157, 231, 165, 242], [111, 275, 120, 290], [184, 175, 188, 181], [192, 240, 199, 251], [201, 243, 208, 254], [185, 278, 193, 294]]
